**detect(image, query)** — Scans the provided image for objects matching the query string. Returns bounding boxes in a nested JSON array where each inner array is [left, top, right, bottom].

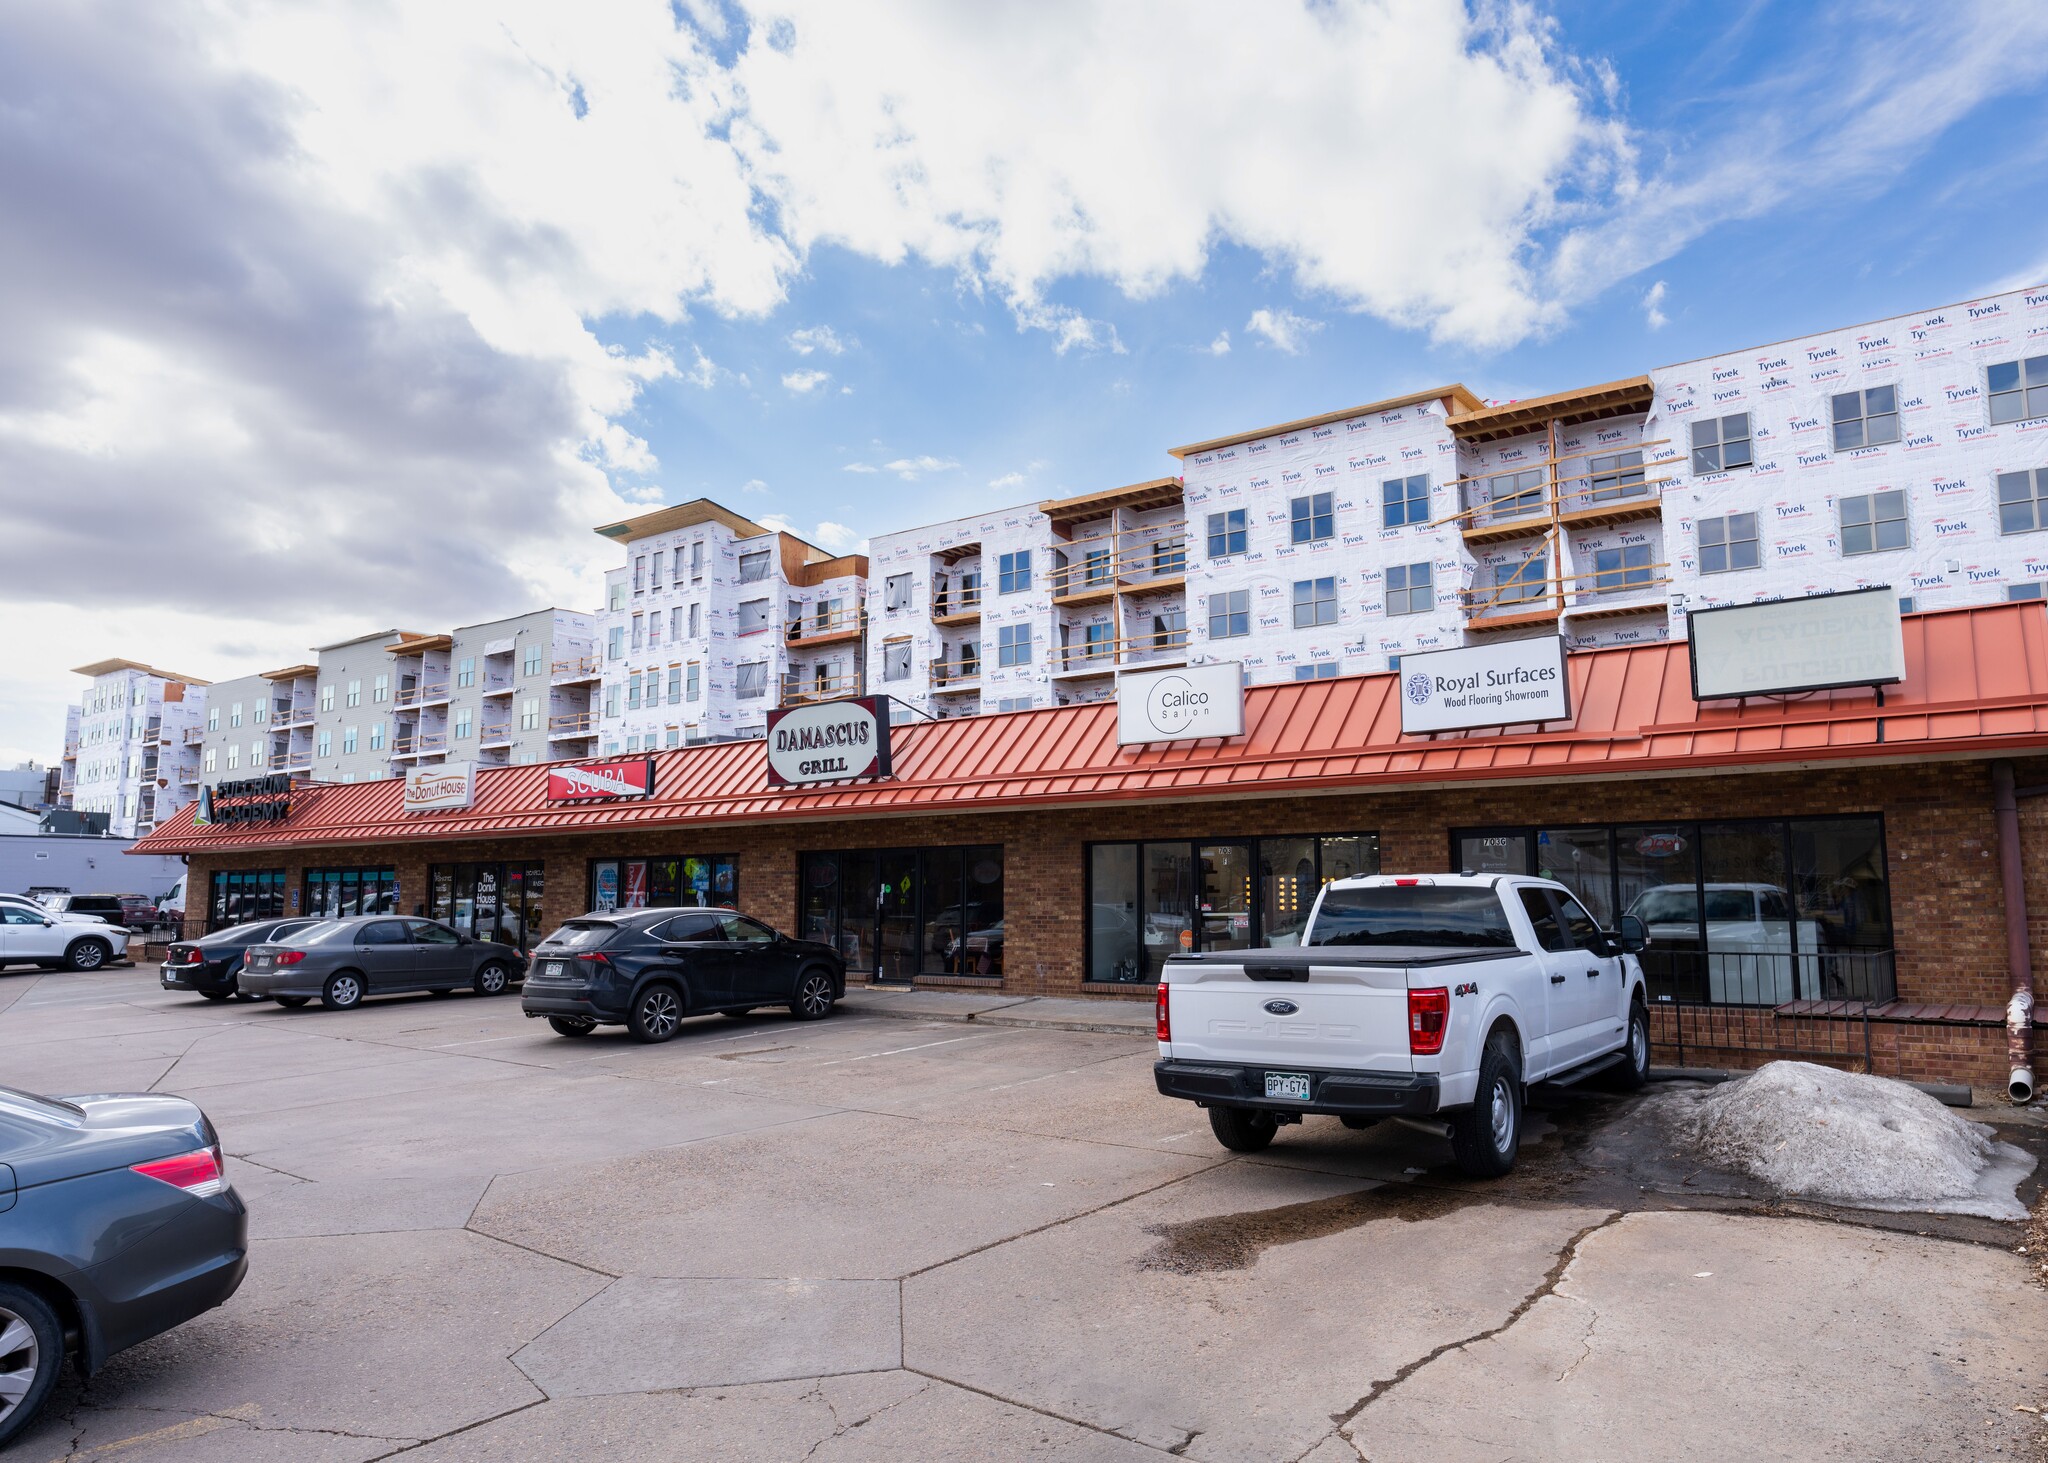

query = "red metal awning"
[[132, 602, 2048, 855]]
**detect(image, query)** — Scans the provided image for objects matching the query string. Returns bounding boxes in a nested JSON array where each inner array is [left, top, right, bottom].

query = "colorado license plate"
[[544, 961, 564, 978], [1264, 1072, 1311, 1101]]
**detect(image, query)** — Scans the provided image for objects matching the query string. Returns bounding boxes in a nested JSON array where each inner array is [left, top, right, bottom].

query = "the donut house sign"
[[764, 696, 895, 787]]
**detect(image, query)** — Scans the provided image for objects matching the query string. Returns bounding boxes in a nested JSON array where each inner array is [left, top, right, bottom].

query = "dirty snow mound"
[[1657, 1061, 2034, 1220]]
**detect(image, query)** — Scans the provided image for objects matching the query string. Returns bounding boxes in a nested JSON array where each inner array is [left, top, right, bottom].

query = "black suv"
[[522, 907, 843, 1042]]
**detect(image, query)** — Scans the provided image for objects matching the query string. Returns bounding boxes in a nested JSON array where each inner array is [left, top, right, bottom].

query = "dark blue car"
[[0, 1086, 247, 1445]]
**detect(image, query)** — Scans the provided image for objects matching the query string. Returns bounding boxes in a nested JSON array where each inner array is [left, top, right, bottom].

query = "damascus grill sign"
[[546, 759, 656, 803], [765, 697, 894, 787]]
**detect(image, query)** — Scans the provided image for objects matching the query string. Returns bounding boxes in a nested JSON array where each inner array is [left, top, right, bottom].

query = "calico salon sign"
[[765, 696, 894, 786], [1116, 661, 1245, 745], [403, 761, 475, 813], [547, 758, 656, 802]]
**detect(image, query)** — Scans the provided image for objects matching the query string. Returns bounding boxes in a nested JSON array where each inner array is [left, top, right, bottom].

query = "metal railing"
[[1643, 949, 1900, 1075]]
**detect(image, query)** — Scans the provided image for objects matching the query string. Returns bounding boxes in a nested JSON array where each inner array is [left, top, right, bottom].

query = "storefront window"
[[208, 868, 284, 931], [1450, 816, 1893, 1006], [1088, 834, 1381, 984], [584, 854, 736, 915], [429, 861, 547, 949], [798, 846, 1004, 980], [302, 866, 399, 920]]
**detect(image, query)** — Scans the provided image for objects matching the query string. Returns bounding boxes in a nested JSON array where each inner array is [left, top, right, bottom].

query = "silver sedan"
[[241, 916, 525, 1010]]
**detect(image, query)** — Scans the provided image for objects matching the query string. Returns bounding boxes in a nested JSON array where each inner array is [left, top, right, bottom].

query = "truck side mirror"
[[1617, 915, 1648, 954]]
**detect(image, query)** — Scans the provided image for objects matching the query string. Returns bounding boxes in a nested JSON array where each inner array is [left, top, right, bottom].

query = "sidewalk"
[[837, 986, 1153, 1038]]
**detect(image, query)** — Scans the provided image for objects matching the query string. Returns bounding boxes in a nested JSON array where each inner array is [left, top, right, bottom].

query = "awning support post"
[[1993, 761, 2035, 1103]]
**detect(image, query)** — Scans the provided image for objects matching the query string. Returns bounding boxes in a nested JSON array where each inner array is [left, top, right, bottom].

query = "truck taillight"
[[1155, 982, 1171, 1042], [1408, 987, 1449, 1056]]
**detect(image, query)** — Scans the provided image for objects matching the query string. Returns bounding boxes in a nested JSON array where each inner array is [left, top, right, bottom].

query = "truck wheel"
[[1208, 1106, 1279, 1153], [1450, 1035, 1522, 1178], [1606, 999, 1650, 1091]]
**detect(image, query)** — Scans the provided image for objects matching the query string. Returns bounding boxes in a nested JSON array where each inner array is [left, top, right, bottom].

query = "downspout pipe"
[[1993, 761, 2035, 1103]]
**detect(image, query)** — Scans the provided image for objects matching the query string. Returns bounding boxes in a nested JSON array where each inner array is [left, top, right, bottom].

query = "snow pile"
[[1656, 1061, 2035, 1220]]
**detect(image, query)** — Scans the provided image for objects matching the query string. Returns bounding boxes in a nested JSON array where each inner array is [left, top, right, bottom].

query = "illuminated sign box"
[[1399, 637, 1570, 734], [1688, 588, 1905, 700]]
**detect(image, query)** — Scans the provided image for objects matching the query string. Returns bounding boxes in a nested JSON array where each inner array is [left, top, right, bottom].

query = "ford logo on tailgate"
[[1262, 999, 1300, 1016]]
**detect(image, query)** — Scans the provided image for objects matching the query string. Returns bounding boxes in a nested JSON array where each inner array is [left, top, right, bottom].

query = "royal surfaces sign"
[[1399, 637, 1571, 734], [546, 758, 655, 802], [1688, 587, 1905, 700], [765, 696, 894, 786], [402, 761, 475, 813], [1115, 662, 1245, 746]]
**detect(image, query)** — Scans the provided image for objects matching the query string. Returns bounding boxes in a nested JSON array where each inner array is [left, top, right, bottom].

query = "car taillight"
[[576, 952, 611, 967], [132, 1145, 227, 1198], [1408, 987, 1449, 1055], [179, 948, 204, 964], [1155, 982, 1171, 1042], [274, 950, 306, 966]]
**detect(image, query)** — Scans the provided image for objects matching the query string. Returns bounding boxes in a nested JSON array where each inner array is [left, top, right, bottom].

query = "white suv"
[[0, 896, 130, 971]]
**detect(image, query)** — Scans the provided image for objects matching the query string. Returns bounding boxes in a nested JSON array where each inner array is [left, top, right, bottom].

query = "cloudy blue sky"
[[3, 0, 2047, 761]]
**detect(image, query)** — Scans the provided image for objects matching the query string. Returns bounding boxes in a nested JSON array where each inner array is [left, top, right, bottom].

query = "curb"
[[839, 996, 1151, 1039]]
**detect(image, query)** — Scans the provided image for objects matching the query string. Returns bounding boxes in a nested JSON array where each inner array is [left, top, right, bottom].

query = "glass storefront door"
[[429, 861, 546, 951], [1198, 843, 1255, 954], [798, 846, 1006, 982]]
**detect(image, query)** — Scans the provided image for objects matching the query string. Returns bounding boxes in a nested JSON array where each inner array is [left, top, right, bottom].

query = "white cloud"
[[842, 462, 881, 474], [1204, 331, 1231, 356], [881, 455, 959, 480], [741, 477, 770, 494], [988, 471, 1027, 491], [1642, 280, 1668, 330], [787, 324, 851, 355], [781, 367, 831, 393], [1245, 308, 1323, 354], [811, 520, 863, 552], [754, 512, 797, 534]]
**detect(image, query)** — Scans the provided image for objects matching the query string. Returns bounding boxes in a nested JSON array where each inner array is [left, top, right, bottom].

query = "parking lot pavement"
[[5, 966, 2047, 1462]]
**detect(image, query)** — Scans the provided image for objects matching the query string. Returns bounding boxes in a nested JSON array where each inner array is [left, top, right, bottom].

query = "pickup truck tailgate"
[[1164, 958, 1412, 1073]]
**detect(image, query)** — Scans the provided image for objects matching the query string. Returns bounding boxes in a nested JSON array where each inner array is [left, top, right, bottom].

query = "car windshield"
[[545, 922, 618, 950], [1308, 886, 1517, 948]]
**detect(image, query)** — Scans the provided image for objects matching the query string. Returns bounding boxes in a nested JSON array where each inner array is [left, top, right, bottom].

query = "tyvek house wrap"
[[1179, 396, 1477, 677], [1653, 286, 2048, 629]]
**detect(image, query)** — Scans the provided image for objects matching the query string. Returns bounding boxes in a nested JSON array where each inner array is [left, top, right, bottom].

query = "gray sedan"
[[241, 916, 526, 1011]]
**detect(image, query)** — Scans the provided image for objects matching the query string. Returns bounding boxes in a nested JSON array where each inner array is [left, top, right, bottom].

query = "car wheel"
[[628, 983, 683, 1043], [789, 969, 836, 1022], [1450, 1033, 1523, 1178], [548, 1016, 596, 1038], [473, 961, 510, 998], [1208, 1105, 1279, 1153], [65, 937, 111, 972], [200, 989, 230, 1003], [275, 996, 311, 1008], [1606, 998, 1651, 1092], [321, 971, 365, 1011], [0, 1282, 61, 1447]]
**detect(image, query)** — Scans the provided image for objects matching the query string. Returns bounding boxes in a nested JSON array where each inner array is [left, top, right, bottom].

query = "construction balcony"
[[929, 654, 982, 693], [551, 655, 601, 686], [1446, 437, 1670, 541], [779, 671, 864, 708], [182, 727, 204, 746], [931, 586, 984, 626], [547, 712, 597, 741], [787, 606, 867, 649], [1050, 630, 1189, 679], [1050, 535, 1188, 606], [478, 720, 512, 749], [480, 676, 515, 698], [1460, 563, 1674, 632]]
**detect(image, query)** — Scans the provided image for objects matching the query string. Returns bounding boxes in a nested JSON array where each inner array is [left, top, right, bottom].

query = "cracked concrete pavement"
[[5, 964, 2047, 1461]]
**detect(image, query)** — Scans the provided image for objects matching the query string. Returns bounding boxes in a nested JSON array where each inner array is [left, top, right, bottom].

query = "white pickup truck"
[[1153, 873, 1650, 1176]]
